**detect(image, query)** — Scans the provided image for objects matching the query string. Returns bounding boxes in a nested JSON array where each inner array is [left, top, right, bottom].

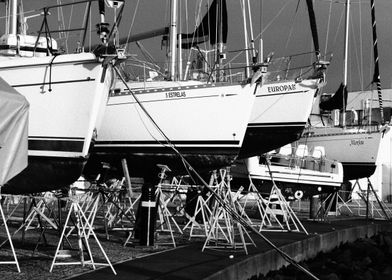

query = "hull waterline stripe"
[[248, 122, 306, 128], [96, 140, 240, 146], [28, 138, 85, 152]]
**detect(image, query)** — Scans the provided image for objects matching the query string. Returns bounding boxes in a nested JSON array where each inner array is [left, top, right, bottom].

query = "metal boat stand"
[[50, 197, 116, 274], [340, 178, 392, 220], [0, 192, 20, 272], [182, 186, 214, 239], [0, 194, 64, 254], [202, 169, 256, 255], [152, 164, 184, 248], [258, 184, 308, 234], [260, 158, 308, 234]]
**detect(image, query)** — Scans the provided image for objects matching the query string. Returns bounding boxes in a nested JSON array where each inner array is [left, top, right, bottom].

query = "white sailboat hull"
[[86, 80, 256, 178], [300, 126, 383, 180], [0, 52, 112, 194], [239, 79, 319, 158]]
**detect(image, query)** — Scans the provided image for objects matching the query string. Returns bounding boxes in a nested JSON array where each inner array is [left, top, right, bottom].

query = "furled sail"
[[319, 83, 348, 111], [180, 0, 228, 49], [0, 77, 29, 186], [305, 0, 320, 57]]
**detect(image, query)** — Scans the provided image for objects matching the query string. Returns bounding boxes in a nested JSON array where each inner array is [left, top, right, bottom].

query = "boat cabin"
[[0, 34, 58, 57]]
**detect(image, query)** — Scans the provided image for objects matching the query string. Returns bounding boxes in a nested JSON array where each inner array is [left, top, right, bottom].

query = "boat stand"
[[154, 165, 184, 247], [340, 178, 392, 220], [312, 191, 352, 221], [260, 158, 308, 234], [259, 185, 308, 234], [202, 169, 255, 255], [155, 185, 183, 247], [0, 195, 62, 252], [50, 197, 116, 274], [182, 187, 214, 239], [239, 177, 275, 228], [0, 193, 20, 272]]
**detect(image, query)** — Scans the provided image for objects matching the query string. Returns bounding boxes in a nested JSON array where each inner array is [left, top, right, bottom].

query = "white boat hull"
[[86, 81, 256, 179], [0, 53, 112, 194], [239, 79, 319, 158], [231, 155, 343, 199], [300, 126, 383, 180]]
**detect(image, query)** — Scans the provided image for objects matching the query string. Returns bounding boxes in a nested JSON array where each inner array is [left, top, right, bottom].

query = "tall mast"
[[246, 0, 257, 63], [343, 0, 350, 89], [341, 0, 350, 126], [169, 0, 178, 81], [216, 0, 223, 81], [370, 0, 384, 123], [241, 0, 250, 79], [10, 0, 18, 35]]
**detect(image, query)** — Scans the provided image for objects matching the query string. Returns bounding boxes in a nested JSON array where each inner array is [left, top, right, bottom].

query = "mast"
[[241, 0, 250, 79], [169, 0, 178, 81], [216, 0, 223, 81], [10, 0, 18, 35], [370, 0, 384, 124], [246, 0, 257, 63], [341, 0, 350, 126], [305, 0, 320, 59], [343, 0, 350, 89]]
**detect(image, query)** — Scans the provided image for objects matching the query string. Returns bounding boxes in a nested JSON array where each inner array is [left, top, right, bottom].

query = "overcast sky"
[[2, 0, 392, 93]]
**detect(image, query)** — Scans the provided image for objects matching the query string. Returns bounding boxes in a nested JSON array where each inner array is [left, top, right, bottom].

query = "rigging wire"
[[124, 0, 140, 54], [284, 0, 300, 51], [254, 0, 294, 41], [358, 0, 363, 91]]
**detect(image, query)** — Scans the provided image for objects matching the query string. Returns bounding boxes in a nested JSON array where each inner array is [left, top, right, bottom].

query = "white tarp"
[[0, 76, 29, 186]]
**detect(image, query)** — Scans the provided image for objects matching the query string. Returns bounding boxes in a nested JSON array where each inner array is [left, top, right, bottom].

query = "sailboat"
[[299, 0, 389, 182], [0, 0, 120, 194], [237, 0, 328, 159], [84, 0, 257, 180]]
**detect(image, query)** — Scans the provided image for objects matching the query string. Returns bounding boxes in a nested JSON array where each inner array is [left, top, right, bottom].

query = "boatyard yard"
[[3, 0, 392, 279], [1, 187, 392, 280]]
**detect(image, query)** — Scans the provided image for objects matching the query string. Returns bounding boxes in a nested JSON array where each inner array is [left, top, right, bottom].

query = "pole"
[[370, 0, 384, 123], [241, 0, 250, 78], [342, 0, 350, 127], [169, 0, 178, 81]]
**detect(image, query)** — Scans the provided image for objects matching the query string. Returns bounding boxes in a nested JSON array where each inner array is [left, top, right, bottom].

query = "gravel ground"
[[0, 195, 192, 280], [0, 222, 192, 280]]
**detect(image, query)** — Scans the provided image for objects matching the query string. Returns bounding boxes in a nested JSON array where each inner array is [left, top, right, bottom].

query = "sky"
[[2, 0, 392, 93]]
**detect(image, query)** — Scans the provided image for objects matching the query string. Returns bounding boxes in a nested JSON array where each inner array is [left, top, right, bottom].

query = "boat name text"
[[166, 91, 186, 98], [267, 84, 296, 93], [350, 139, 364, 146]]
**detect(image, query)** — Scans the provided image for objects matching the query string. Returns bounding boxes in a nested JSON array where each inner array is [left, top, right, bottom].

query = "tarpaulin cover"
[[0, 76, 29, 186]]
